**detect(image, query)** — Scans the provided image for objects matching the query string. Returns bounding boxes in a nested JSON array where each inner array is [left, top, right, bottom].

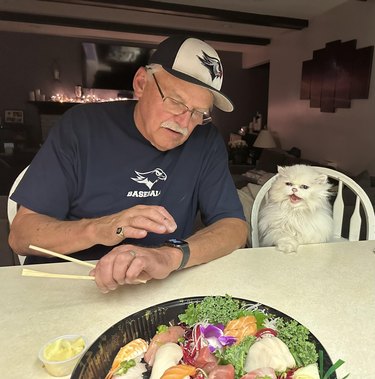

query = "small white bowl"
[[38, 334, 87, 377]]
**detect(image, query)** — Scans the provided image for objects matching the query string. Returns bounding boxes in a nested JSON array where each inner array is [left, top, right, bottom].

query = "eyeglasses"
[[152, 73, 212, 125]]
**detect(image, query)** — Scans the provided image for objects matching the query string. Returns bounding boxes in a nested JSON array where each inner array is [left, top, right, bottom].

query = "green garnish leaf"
[[252, 310, 268, 330], [178, 294, 259, 326], [156, 324, 168, 334], [319, 350, 324, 378], [319, 347, 349, 379], [215, 335, 256, 379], [114, 359, 136, 375], [322, 359, 348, 379], [276, 319, 318, 366], [178, 295, 243, 325]]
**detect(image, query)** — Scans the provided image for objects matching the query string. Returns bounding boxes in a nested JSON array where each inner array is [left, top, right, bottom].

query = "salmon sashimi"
[[224, 315, 257, 342], [105, 338, 148, 379], [144, 325, 185, 365], [160, 364, 197, 378]]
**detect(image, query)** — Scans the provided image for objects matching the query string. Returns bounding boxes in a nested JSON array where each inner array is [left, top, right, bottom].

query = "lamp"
[[253, 128, 276, 149]]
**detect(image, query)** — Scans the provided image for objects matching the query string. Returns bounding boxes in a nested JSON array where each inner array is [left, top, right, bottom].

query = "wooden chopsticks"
[[21, 245, 95, 281], [22, 268, 95, 280], [29, 245, 96, 268], [22, 245, 147, 283]]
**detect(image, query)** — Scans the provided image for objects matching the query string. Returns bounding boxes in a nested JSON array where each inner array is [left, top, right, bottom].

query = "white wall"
[[247, 1, 375, 176]]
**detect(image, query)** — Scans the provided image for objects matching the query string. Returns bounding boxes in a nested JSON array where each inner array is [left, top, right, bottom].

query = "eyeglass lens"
[[152, 72, 211, 125]]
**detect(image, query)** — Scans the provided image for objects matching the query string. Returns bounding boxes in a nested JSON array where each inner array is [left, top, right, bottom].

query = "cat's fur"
[[258, 164, 333, 253]]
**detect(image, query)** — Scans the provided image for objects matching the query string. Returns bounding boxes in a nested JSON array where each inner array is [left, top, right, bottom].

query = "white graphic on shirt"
[[127, 190, 161, 197], [131, 168, 167, 189]]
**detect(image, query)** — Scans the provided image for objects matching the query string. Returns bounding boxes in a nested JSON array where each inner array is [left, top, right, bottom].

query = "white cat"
[[258, 164, 333, 253]]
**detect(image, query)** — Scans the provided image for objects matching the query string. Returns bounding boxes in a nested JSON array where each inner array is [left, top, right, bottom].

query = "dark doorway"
[[247, 62, 270, 128]]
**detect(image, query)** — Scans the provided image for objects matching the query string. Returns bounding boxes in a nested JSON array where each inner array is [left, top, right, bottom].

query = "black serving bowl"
[[71, 296, 336, 379]]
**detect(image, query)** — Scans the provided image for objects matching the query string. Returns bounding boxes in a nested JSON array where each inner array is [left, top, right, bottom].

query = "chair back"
[[250, 174, 277, 248], [7, 165, 29, 264], [251, 166, 375, 247]]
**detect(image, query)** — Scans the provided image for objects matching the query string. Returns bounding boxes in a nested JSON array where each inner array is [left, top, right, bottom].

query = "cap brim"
[[163, 67, 234, 112]]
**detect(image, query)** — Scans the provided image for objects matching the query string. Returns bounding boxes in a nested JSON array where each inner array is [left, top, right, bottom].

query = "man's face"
[[133, 67, 214, 151]]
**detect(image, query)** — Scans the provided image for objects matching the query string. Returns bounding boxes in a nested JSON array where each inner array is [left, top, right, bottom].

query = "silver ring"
[[116, 226, 125, 238], [129, 250, 137, 257]]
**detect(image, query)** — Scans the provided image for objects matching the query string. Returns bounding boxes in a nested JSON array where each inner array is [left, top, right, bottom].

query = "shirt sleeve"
[[196, 128, 246, 225]]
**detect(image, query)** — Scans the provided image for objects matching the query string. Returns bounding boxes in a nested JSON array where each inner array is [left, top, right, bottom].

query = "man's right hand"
[[93, 204, 177, 245]]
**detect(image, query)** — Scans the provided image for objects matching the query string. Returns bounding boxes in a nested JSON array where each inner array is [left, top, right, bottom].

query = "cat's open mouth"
[[290, 194, 302, 203]]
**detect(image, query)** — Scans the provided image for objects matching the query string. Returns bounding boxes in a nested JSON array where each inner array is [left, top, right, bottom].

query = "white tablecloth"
[[1, 240, 374, 378]]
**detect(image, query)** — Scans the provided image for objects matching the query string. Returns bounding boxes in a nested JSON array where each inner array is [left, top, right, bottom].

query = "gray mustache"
[[161, 121, 188, 137]]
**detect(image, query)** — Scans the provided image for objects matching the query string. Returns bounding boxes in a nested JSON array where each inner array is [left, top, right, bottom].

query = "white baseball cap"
[[149, 35, 234, 112]]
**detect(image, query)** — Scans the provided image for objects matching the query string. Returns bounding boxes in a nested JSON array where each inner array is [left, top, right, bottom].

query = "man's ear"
[[133, 67, 148, 98]]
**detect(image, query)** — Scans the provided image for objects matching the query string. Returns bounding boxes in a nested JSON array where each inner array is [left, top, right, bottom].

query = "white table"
[[1, 240, 375, 378]]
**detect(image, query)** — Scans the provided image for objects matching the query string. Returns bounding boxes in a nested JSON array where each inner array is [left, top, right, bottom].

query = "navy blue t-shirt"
[[12, 101, 245, 263]]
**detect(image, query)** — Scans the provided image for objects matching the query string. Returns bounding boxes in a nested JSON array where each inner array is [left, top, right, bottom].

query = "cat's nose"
[[292, 188, 298, 193]]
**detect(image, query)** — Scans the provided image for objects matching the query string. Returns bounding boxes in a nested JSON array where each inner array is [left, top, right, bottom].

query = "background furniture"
[[250, 174, 277, 248], [0, 152, 36, 196], [0, 123, 28, 152], [6, 165, 29, 266], [229, 148, 321, 189], [7, 165, 29, 226], [319, 167, 375, 241], [0, 195, 19, 266]]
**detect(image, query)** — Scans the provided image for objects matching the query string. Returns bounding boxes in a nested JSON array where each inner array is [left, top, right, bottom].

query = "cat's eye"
[[300, 185, 309, 189], [285, 182, 292, 186]]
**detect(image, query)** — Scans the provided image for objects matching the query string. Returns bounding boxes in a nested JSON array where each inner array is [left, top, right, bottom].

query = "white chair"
[[7, 165, 29, 264], [251, 166, 375, 247]]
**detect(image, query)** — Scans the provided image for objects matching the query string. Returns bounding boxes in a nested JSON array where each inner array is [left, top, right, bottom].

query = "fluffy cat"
[[258, 164, 333, 253]]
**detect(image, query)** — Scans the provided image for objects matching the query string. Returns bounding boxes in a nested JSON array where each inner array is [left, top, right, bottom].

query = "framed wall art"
[[4, 110, 24, 124], [300, 39, 374, 112]]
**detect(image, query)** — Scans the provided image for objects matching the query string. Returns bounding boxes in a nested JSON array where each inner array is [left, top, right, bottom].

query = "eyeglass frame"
[[150, 70, 213, 125]]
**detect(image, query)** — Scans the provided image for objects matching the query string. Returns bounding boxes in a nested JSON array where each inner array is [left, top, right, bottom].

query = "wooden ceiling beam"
[[46, 0, 309, 30], [0, 11, 271, 45]]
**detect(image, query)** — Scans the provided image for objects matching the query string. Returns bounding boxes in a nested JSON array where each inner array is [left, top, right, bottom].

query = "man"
[[9, 35, 248, 292]]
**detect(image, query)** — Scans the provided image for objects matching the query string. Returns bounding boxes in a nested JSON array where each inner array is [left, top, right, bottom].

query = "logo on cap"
[[197, 51, 223, 82]]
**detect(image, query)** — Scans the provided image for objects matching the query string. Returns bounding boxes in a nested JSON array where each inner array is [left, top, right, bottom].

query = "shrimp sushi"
[[105, 338, 148, 379]]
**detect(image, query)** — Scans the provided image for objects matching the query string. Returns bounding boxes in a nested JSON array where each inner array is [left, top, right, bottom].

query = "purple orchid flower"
[[199, 324, 236, 352]]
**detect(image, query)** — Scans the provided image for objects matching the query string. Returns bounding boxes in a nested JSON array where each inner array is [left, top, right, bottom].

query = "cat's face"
[[269, 165, 331, 209]]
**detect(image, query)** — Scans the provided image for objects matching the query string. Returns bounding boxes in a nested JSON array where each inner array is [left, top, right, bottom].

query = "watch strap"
[[163, 239, 190, 270]]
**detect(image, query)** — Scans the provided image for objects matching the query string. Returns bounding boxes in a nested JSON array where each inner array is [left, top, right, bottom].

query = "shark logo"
[[131, 168, 167, 190], [197, 50, 223, 82]]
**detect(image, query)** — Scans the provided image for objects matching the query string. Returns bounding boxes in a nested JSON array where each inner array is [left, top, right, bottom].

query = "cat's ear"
[[315, 174, 328, 184], [277, 166, 287, 176]]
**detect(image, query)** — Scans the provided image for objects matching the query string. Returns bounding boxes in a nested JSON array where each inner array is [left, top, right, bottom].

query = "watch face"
[[164, 238, 190, 270], [167, 238, 186, 246]]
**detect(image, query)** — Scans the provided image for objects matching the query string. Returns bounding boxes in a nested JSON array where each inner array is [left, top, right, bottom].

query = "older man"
[[9, 35, 248, 292]]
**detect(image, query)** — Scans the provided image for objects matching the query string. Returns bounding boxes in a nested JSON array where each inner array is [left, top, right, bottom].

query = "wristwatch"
[[163, 238, 190, 270]]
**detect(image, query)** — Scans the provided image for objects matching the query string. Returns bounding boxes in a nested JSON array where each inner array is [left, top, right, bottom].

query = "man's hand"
[[90, 217, 248, 294], [90, 244, 182, 293], [93, 205, 177, 246], [9, 205, 177, 256]]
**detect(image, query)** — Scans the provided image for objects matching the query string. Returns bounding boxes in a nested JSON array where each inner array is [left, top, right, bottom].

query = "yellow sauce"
[[43, 336, 85, 361]]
